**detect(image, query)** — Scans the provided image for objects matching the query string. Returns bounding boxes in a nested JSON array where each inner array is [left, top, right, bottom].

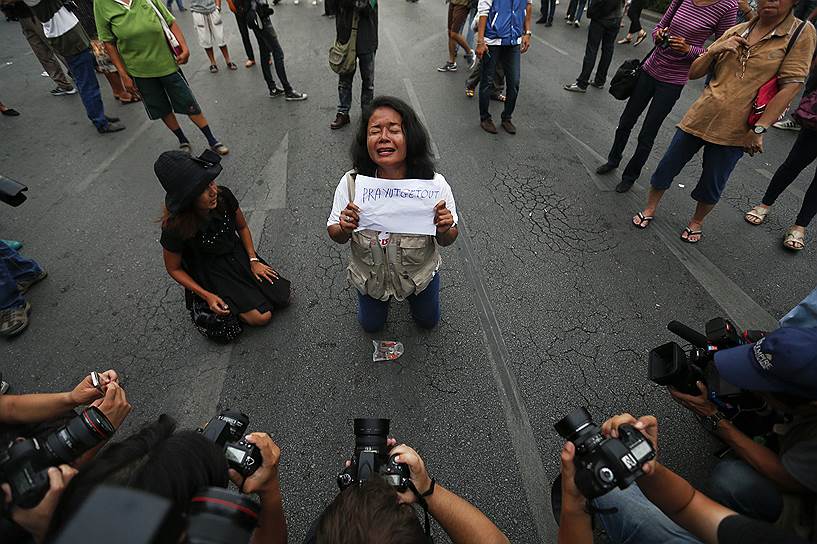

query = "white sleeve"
[[326, 176, 350, 227], [477, 0, 493, 17], [436, 173, 459, 225]]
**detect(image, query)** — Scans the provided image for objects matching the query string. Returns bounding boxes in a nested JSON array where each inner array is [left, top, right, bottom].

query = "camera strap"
[[406, 479, 435, 540]]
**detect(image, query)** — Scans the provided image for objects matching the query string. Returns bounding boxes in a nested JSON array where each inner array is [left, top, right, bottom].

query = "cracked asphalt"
[[2, 1, 816, 542]]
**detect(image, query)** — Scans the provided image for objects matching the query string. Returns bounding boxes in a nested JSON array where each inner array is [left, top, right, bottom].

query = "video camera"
[[648, 318, 766, 414], [337, 418, 411, 491], [52, 485, 259, 544], [198, 410, 262, 477], [0, 407, 115, 508], [555, 407, 655, 499]]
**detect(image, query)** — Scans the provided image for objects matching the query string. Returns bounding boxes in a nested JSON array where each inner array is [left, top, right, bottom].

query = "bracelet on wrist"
[[249, 257, 260, 263]]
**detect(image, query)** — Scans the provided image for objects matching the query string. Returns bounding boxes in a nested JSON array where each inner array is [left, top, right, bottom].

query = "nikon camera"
[[199, 410, 262, 477], [0, 407, 115, 508], [555, 408, 655, 499], [337, 418, 411, 491]]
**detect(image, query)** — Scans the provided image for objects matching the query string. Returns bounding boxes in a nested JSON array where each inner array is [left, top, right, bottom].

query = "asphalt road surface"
[[2, 2, 815, 542]]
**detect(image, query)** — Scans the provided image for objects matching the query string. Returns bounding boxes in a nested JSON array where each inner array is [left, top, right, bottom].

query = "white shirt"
[[327, 172, 459, 247]]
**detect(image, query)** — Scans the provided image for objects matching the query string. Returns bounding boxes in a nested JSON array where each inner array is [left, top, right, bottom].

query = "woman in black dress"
[[155, 149, 290, 327]]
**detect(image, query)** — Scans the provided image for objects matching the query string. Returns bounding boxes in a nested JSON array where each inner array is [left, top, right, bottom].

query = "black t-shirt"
[[336, 0, 378, 55], [718, 515, 809, 544], [160, 186, 240, 258]]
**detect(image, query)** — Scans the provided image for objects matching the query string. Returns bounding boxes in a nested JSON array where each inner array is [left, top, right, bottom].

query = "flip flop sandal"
[[634, 31, 648, 46], [744, 205, 769, 225], [680, 227, 703, 243], [465, 87, 475, 97], [617, 36, 632, 44], [209, 65, 219, 73], [227, 62, 238, 70], [632, 212, 654, 229], [491, 94, 507, 102], [116, 94, 142, 104], [783, 227, 805, 251]]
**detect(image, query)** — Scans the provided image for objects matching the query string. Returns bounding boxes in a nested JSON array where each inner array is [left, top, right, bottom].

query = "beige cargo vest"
[[345, 172, 441, 302]]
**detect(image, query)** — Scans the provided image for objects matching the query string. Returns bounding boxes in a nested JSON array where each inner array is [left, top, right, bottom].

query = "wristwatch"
[[753, 125, 768, 134], [524, 30, 532, 35], [701, 411, 728, 433]]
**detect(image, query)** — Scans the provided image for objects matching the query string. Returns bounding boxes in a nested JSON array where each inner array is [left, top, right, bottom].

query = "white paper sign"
[[354, 175, 444, 236]]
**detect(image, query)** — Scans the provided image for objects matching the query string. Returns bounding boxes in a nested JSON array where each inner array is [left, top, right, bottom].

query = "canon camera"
[[199, 410, 262, 478], [337, 418, 411, 491]]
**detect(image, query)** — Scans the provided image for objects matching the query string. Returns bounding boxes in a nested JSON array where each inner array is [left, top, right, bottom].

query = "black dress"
[[160, 186, 290, 315]]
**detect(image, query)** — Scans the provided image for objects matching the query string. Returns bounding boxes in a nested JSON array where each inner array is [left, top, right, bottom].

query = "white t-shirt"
[[327, 172, 459, 246]]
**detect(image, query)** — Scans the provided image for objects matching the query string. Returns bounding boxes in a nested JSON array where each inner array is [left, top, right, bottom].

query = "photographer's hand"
[[669, 382, 718, 418], [70, 369, 119, 405], [601, 413, 659, 472], [558, 442, 592, 544], [2, 465, 77, 544], [390, 443, 433, 504], [229, 433, 286, 544], [90, 382, 132, 429]]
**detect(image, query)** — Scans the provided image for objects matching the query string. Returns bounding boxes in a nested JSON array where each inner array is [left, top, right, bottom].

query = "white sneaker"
[[772, 118, 801, 131], [40, 71, 49, 77], [574, 20, 580, 27]]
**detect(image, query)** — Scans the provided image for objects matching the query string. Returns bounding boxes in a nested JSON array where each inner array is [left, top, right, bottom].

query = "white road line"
[[73, 120, 152, 194], [532, 33, 570, 56], [248, 132, 289, 244], [556, 123, 778, 331]]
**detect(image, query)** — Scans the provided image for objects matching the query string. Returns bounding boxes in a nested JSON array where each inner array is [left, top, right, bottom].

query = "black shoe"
[[590, 81, 604, 89], [97, 121, 126, 134], [269, 87, 285, 98], [596, 163, 616, 175], [330, 112, 350, 129], [536, 15, 548, 23], [285, 90, 308, 101], [615, 179, 635, 193], [545, 20, 553, 26], [105, 115, 120, 123]]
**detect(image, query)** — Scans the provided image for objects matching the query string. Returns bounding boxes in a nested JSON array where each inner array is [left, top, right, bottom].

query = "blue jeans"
[[650, 129, 744, 204], [479, 45, 520, 121], [63, 49, 107, 129], [567, 0, 588, 22], [593, 485, 701, 543], [781, 285, 817, 328], [706, 459, 783, 523], [338, 52, 375, 114], [357, 273, 441, 333], [540, 0, 556, 21], [166, 0, 184, 10], [0, 241, 42, 311]]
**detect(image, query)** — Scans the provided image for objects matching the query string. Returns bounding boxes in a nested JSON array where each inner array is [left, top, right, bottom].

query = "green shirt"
[[95, 0, 178, 78]]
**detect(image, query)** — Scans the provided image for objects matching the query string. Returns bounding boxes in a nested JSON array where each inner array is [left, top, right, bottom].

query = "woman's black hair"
[[46, 414, 229, 540], [351, 96, 436, 180]]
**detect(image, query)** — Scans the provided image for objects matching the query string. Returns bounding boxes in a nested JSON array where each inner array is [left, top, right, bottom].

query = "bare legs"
[[633, 188, 712, 242], [239, 309, 272, 326], [448, 30, 472, 64], [205, 45, 233, 67]]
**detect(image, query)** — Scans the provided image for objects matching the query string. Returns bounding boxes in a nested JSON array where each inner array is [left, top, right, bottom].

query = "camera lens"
[[353, 418, 390, 453], [554, 407, 595, 442], [188, 487, 259, 544], [45, 407, 115, 463]]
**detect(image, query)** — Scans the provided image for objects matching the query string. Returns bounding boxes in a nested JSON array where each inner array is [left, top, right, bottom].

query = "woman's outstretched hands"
[[339, 202, 361, 234]]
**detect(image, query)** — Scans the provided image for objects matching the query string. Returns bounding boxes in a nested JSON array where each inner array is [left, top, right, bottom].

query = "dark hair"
[[316, 476, 426, 544], [47, 415, 229, 540], [351, 96, 436, 180], [160, 185, 223, 240]]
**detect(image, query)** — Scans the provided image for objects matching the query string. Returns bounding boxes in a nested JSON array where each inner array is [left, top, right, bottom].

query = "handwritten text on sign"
[[355, 175, 443, 236]]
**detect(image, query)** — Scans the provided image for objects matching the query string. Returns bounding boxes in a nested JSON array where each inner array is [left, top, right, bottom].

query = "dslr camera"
[[199, 410, 262, 477], [555, 407, 655, 499], [337, 418, 411, 491], [648, 318, 765, 413], [0, 407, 115, 508]]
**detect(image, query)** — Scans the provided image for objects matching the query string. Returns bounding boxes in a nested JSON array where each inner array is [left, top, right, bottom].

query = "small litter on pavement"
[[373, 340, 404, 362]]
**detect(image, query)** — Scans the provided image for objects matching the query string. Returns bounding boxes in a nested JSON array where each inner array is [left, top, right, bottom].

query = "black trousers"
[[627, 0, 644, 33], [324, 0, 337, 14], [251, 20, 292, 92], [577, 18, 620, 88], [762, 128, 817, 227], [234, 11, 255, 61], [608, 70, 684, 183]]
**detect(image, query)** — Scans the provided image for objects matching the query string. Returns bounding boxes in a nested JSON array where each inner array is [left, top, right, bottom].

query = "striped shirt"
[[642, 0, 738, 86]]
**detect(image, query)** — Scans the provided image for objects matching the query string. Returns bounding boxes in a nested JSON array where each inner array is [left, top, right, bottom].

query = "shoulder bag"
[[609, 0, 682, 100], [793, 83, 817, 129], [146, 0, 183, 57], [187, 289, 244, 343], [328, 12, 359, 74], [747, 20, 807, 126]]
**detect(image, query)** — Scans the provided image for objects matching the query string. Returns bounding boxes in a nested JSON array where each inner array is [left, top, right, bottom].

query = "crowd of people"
[[2, 0, 817, 542]]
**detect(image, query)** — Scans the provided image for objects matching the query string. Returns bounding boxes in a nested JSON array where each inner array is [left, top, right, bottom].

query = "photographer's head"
[[317, 474, 427, 544], [715, 326, 817, 405]]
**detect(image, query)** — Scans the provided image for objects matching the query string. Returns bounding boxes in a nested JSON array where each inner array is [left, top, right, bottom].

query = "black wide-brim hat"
[[154, 149, 223, 214]]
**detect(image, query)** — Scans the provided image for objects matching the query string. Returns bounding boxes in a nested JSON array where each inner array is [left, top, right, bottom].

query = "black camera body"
[[337, 418, 411, 491], [199, 410, 262, 478], [555, 408, 655, 499], [659, 32, 672, 48], [0, 407, 115, 508], [648, 318, 766, 413]]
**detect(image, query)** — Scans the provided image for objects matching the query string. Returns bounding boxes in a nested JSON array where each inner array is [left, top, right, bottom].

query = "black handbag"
[[608, 0, 681, 100], [186, 289, 243, 344], [0, 175, 28, 207]]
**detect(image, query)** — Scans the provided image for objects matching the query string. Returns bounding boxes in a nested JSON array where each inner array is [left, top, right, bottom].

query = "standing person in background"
[[565, 0, 588, 27], [563, 0, 623, 92], [617, 0, 647, 44], [437, 0, 477, 72], [596, 0, 737, 192], [95, 0, 229, 154], [536, 0, 556, 26], [330, 0, 378, 130], [190, 0, 237, 73], [475, 0, 533, 135], [235, 0, 308, 100], [23, 0, 125, 133], [0, 101, 20, 116], [166, 0, 186, 12], [225, 0, 256, 66], [631, 0, 816, 243], [1, 0, 76, 97]]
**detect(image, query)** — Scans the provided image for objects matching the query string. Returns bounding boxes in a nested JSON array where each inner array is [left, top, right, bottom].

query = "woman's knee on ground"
[[240, 309, 273, 326]]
